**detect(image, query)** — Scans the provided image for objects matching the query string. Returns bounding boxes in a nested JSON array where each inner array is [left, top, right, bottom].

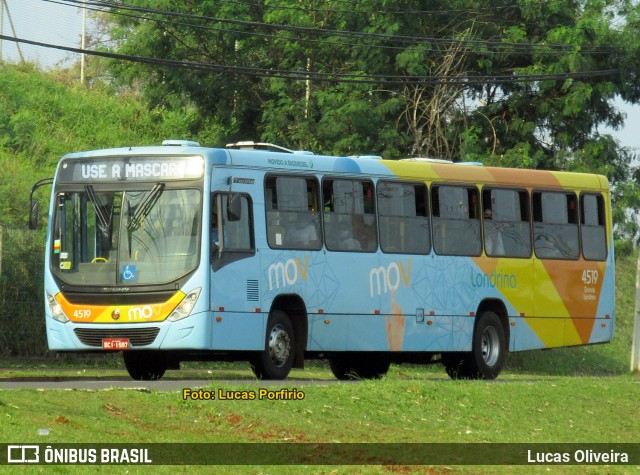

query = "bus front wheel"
[[123, 351, 167, 381], [442, 311, 506, 380], [251, 310, 295, 380]]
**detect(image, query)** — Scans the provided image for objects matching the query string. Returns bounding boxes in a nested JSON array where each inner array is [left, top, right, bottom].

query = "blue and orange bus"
[[30, 140, 615, 380]]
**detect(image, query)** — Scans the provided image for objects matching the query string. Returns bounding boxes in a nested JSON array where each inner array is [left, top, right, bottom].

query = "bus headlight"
[[168, 288, 201, 322], [47, 292, 69, 323]]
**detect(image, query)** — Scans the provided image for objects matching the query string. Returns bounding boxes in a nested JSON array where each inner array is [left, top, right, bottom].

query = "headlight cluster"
[[47, 292, 69, 323], [167, 288, 201, 322]]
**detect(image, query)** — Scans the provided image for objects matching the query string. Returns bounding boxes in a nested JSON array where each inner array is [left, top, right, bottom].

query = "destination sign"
[[56, 156, 205, 183]]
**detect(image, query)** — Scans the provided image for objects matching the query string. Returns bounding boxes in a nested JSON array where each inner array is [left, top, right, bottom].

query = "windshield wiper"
[[85, 185, 110, 230], [126, 183, 165, 231]]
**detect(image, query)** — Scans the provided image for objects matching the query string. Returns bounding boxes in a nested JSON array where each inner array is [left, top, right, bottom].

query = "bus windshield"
[[51, 185, 202, 286]]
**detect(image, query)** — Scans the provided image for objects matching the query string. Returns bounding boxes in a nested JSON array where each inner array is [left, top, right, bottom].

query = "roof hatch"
[[162, 139, 201, 147]]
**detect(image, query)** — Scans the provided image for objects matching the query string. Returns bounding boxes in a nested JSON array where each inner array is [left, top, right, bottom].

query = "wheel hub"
[[481, 326, 500, 367], [268, 324, 291, 367]]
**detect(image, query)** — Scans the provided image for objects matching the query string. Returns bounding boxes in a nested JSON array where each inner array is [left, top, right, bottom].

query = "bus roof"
[[60, 142, 610, 192]]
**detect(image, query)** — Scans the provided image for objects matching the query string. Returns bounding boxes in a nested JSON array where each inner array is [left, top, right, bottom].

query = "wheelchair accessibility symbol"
[[122, 265, 137, 282]]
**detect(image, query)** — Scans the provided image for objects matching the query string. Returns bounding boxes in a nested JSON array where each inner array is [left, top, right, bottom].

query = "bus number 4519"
[[73, 309, 92, 319], [582, 270, 599, 285]]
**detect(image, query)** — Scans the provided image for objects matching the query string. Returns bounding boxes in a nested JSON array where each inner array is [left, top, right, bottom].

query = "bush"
[[0, 227, 47, 356]]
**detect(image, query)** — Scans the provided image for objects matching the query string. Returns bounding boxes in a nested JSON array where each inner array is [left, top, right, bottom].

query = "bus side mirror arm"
[[29, 177, 54, 230]]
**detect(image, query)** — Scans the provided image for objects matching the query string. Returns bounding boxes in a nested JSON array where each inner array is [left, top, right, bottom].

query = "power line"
[[173, 0, 541, 17], [0, 34, 619, 86], [48, 0, 615, 55], [41, 0, 420, 54], [68, 0, 569, 19]]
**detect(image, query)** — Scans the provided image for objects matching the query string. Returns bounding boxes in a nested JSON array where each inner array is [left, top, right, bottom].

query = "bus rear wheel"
[[442, 311, 506, 380], [251, 310, 295, 380], [328, 353, 391, 380], [123, 351, 167, 381]]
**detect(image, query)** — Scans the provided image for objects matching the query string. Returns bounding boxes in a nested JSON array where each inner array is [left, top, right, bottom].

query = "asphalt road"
[[0, 376, 343, 390]]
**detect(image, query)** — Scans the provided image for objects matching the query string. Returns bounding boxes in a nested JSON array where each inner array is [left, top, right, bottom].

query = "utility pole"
[[631, 254, 640, 373], [1, 0, 4, 61], [0, 0, 24, 63], [0, 224, 3, 278], [80, 0, 87, 84]]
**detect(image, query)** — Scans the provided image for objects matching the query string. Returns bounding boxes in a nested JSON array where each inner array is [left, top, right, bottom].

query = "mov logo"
[[369, 259, 412, 297], [128, 306, 153, 321], [8, 445, 39, 463], [267, 257, 309, 291]]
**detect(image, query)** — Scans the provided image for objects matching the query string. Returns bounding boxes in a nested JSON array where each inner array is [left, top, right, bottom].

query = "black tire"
[[328, 353, 391, 380], [123, 351, 167, 381], [442, 311, 506, 380], [251, 310, 295, 380], [472, 311, 506, 379], [441, 352, 472, 380]]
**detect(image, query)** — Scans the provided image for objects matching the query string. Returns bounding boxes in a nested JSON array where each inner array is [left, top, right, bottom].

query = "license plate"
[[102, 338, 130, 350]]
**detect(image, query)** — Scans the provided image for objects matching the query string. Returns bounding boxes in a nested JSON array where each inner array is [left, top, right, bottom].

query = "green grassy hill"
[[0, 63, 201, 356], [0, 63, 197, 227]]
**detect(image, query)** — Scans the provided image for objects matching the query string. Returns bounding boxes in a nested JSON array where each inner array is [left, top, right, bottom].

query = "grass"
[[0, 254, 639, 474], [0, 373, 638, 474], [4, 371, 638, 444]]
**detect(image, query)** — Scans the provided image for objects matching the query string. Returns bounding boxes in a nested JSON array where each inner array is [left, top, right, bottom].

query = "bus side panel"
[[532, 257, 610, 349], [469, 256, 534, 351], [508, 316, 546, 352], [402, 315, 453, 352], [263, 251, 379, 352], [588, 252, 615, 344], [309, 314, 348, 351], [344, 254, 532, 353], [370, 253, 457, 352], [210, 259, 265, 351], [426, 256, 533, 353], [304, 252, 539, 353], [210, 312, 266, 350]]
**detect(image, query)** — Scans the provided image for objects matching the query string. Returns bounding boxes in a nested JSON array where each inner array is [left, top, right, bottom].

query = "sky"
[[3, 0, 640, 153], [2, 0, 83, 68]]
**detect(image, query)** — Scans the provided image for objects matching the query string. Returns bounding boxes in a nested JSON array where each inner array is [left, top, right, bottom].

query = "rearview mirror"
[[29, 201, 40, 230], [28, 177, 53, 231]]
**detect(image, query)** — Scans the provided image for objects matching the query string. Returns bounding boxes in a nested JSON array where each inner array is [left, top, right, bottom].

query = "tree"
[[396, 28, 474, 159]]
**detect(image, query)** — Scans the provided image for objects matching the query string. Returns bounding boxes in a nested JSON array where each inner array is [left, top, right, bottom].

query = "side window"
[[57, 192, 80, 271], [533, 191, 579, 259], [265, 175, 321, 250], [212, 193, 254, 252], [431, 185, 481, 256], [323, 178, 377, 252], [54, 191, 115, 271], [482, 188, 531, 258], [581, 193, 607, 261], [377, 181, 430, 254]]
